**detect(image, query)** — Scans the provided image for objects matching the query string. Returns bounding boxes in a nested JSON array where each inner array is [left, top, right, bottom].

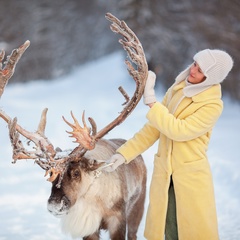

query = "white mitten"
[[103, 153, 126, 172], [143, 70, 157, 105]]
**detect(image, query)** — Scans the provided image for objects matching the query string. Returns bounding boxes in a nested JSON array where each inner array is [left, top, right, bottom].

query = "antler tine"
[[37, 108, 48, 136], [0, 40, 30, 98], [105, 13, 148, 77], [62, 111, 96, 151], [105, 13, 145, 78], [0, 50, 5, 68], [9, 117, 34, 162], [0, 108, 56, 161]]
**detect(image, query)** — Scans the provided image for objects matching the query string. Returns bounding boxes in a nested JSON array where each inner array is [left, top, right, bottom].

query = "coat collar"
[[167, 81, 222, 107], [191, 84, 222, 102]]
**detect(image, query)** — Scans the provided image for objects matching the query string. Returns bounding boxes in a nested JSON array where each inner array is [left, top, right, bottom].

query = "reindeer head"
[[47, 157, 100, 218], [0, 13, 148, 189], [47, 139, 118, 218]]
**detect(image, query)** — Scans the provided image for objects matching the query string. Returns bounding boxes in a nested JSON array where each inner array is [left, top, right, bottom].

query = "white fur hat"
[[175, 49, 233, 97]]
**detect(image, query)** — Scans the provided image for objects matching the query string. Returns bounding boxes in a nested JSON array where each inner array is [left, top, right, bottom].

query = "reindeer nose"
[[48, 195, 71, 217]]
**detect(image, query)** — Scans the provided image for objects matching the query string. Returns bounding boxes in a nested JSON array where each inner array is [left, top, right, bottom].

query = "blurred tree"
[[0, 0, 118, 81]]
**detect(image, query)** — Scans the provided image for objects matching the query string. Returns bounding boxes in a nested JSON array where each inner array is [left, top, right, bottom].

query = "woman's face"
[[188, 61, 206, 84]]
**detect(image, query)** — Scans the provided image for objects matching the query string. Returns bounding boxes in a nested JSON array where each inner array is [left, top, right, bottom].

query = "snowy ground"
[[0, 52, 239, 240]]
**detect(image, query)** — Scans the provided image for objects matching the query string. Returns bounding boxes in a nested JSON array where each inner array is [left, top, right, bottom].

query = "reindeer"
[[0, 13, 148, 240]]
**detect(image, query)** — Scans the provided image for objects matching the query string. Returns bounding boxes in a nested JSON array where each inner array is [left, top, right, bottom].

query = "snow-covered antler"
[[0, 108, 56, 162], [0, 41, 57, 181]]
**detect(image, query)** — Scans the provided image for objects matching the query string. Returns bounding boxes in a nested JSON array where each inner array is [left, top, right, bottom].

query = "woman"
[[104, 49, 233, 240]]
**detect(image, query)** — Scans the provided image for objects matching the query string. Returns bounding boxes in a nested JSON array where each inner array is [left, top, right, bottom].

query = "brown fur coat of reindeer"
[[48, 139, 146, 239], [0, 13, 148, 240]]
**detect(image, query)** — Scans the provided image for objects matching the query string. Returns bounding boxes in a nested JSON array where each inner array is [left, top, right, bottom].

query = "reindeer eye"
[[72, 169, 80, 179]]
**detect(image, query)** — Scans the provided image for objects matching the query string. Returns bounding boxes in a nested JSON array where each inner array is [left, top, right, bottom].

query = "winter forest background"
[[0, 0, 239, 101], [0, 0, 240, 240]]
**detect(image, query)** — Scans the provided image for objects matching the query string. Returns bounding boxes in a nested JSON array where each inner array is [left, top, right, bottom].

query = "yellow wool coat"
[[117, 80, 222, 240]]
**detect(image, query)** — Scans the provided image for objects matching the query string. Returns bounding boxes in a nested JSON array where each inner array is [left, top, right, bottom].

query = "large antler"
[[97, 13, 148, 137], [63, 12, 148, 157], [0, 41, 55, 160], [1, 13, 148, 188], [0, 41, 57, 180]]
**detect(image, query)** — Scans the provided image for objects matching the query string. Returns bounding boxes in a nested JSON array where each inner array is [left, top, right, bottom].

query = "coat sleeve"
[[147, 101, 223, 142], [116, 88, 171, 163], [117, 122, 160, 163]]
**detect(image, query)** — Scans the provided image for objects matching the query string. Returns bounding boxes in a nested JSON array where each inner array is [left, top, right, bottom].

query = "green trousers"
[[165, 179, 178, 240]]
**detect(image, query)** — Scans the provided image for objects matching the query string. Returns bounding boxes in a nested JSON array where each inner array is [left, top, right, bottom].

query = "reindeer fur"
[[48, 138, 147, 240]]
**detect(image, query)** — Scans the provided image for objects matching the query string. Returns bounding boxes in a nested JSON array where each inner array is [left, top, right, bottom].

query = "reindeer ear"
[[89, 159, 105, 171], [79, 157, 104, 172]]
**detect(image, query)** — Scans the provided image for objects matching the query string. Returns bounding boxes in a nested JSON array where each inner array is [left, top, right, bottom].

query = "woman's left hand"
[[143, 70, 157, 106]]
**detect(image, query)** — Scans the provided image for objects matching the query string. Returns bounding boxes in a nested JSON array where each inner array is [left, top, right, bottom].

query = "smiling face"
[[188, 61, 206, 84]]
